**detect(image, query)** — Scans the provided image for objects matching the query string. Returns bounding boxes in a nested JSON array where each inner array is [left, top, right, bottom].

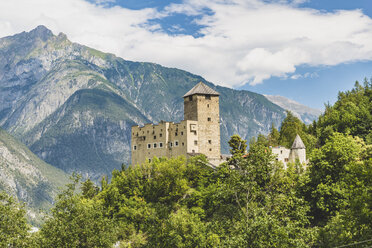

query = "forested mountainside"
[[0, 25, 285, 178], [0, 128, 68, 225]]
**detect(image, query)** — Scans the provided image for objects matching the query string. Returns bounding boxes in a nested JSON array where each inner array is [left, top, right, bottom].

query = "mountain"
[[264, 95, 322, 124], [0, 128, 69, 225], [0, 26, 286, 179]]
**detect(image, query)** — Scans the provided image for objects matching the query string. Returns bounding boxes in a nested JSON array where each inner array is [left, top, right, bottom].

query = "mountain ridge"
[[264, 95, 322, 124]]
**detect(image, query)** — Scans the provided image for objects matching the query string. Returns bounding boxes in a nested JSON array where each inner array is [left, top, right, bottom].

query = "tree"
[[279, 111, 305, 148], [228, 135, 247, 156], [316, 80, 372, 145], [302, 133, 366, 226], [39, 174, 117, 247], [268, 123, 280, 146], [0, 192, 31, 247]]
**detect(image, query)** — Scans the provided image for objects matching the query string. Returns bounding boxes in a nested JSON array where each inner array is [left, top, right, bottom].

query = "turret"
[[289, 134, 306, 164]]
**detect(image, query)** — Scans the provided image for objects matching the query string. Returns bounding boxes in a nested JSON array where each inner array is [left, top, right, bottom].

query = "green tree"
[[228, 134, 247, 156], [302, 133, 366, 226], [0, 192, 31, 247], [81, 178, 99, 199], [39, 174, 117, 248], [279, 111, 305, 148], [268, 123, 280, 146], [316, 80, 372, 145]]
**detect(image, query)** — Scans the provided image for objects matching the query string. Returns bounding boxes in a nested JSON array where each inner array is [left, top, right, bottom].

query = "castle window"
[[133, 145, 137, 150], [192, 149, 195, 153], [175, 141, 179, 147], [182, 142, 184, 146], [280, 150, 283, 154], [147, 144, 151, 149], [189, 95, 193, 101], [153, 143, 157, 148], [181, 131, 183, 135], [207, 117, 211, 121], [194, 140, 198, 145], [175, 132, 178, 136], [159, 133, 162, 137], [159, 142, 163, 148], [207, 104, 209, 108], [209, 148, 212, 151], [154, 136, 156, 139], [208, 140, 212, 144], [148, 158, 151, 162], [170, 142, 173, 147], [285, 158, 289, 162], [205, 95, 211, 100]]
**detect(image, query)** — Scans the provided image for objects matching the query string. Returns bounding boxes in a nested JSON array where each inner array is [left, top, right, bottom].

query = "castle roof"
[[291, 134, 306, 149], [183, 82, 220, 97]]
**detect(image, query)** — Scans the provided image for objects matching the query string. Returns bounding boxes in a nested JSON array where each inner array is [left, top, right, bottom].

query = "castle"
[[131, 82, 222, 165], [271, 134, 307, 167]]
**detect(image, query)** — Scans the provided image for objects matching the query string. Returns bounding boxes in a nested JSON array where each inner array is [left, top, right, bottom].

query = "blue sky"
[[1, 0, 371, 110]]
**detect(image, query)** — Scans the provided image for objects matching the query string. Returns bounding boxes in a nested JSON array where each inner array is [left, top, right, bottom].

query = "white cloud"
[[0, 0, 372, 87]]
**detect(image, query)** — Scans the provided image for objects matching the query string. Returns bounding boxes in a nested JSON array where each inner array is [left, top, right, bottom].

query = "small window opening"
[[207, 117, 211, 121]]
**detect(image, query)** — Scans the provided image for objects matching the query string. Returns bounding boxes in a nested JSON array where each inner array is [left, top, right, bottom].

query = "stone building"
[[131, 82, 222, 165], [271, 134, 307, 167]]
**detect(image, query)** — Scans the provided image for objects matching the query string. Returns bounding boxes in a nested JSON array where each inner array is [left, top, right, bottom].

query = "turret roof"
[[183, 82, 220, 97], [291, 134, 306, 149]]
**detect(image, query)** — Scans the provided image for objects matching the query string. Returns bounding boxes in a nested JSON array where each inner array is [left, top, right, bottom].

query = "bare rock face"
[[0, 26, 286, 179]]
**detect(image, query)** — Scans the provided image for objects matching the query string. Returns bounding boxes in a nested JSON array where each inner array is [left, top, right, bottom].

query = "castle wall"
[[131, 120, 198, 165], [271, 146, 291, 167]]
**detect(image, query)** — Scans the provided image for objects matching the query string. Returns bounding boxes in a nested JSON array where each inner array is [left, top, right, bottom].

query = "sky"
[[0, 0, 371, 110]]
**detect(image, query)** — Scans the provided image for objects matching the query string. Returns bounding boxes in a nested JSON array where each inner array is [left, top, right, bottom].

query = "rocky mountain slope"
[[265, 95, 322, 124], [0, 128, 69, 225], [0, 26, 286, 179]]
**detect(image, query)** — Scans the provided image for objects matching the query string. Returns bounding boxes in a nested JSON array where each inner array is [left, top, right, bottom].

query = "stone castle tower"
[[131, 82, 222, 165], [183, 82, 221, 160], [288, 134, 306, 164]]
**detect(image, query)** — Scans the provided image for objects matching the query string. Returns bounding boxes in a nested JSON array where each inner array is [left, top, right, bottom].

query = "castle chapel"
[[131, 82, 222, 165]]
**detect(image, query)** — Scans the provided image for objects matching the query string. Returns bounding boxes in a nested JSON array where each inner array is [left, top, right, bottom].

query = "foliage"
[[316, 79, 372, 145], [0, 191, 32, 247], [38, 174, 117, 248]]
